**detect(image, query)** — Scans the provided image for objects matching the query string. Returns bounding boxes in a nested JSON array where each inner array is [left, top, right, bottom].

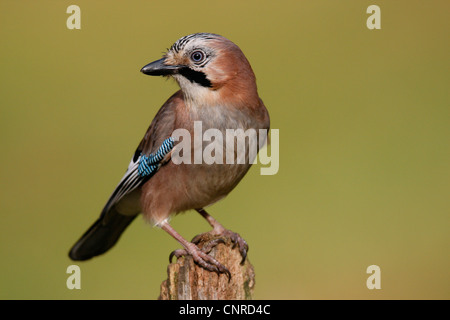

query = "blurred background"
[[0, 0, 448, 299]]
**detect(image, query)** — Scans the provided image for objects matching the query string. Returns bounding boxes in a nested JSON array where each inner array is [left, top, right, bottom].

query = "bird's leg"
[[194, 208, 249, 264], [160, 220, 230, 279]]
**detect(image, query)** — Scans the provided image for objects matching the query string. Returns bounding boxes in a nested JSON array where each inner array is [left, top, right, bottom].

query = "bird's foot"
[[169, 241, 231, 280], [192, 229, 248, 265]]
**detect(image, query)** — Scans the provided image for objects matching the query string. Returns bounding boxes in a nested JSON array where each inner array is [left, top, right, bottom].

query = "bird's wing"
[[69, 91, 184, 261], [100, 90, 183, 217]]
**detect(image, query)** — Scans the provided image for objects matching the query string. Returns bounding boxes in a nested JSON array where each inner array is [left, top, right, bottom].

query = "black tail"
[[69, 207, 137, 261]]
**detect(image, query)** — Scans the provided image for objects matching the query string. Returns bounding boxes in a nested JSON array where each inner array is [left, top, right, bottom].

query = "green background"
[[0, 0, 448, 299]]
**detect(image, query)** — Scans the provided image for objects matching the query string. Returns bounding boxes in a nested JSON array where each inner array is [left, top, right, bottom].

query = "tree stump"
[[158, 232, 255, 300]]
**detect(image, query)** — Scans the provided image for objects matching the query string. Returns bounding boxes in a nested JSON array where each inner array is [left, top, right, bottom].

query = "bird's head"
[[141, 33, 258, 106]]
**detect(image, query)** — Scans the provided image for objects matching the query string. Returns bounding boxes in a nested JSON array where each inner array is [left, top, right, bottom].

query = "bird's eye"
[[190, 50, 206, 63]]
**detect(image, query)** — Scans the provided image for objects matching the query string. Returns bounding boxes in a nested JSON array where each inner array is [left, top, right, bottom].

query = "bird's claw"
[[225, 230, 248, 264], [169, 249, 186, 263], [191, 236, 226, 252], [193, 230, 248, 265], [169, 242, 231, 280]]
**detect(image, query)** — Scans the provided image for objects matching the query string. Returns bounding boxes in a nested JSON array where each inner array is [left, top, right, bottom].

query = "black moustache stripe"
[[178, 67, 212, 88]]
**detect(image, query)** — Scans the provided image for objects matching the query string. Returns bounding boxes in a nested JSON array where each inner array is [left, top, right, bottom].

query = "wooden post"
[[158, 232, 255, 300]]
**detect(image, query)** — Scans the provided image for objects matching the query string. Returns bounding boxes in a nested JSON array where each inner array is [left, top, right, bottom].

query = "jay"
[[69, 33, 270, 276]]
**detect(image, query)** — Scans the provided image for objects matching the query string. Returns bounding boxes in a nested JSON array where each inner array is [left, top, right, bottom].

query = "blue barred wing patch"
[[138, 137, 174, 177]]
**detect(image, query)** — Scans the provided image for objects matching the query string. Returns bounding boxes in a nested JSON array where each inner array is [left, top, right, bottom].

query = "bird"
[[69, 33, 270, 276]]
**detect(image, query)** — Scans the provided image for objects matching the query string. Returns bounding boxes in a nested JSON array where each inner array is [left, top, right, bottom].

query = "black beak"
[[140, 58, 181, 76]]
